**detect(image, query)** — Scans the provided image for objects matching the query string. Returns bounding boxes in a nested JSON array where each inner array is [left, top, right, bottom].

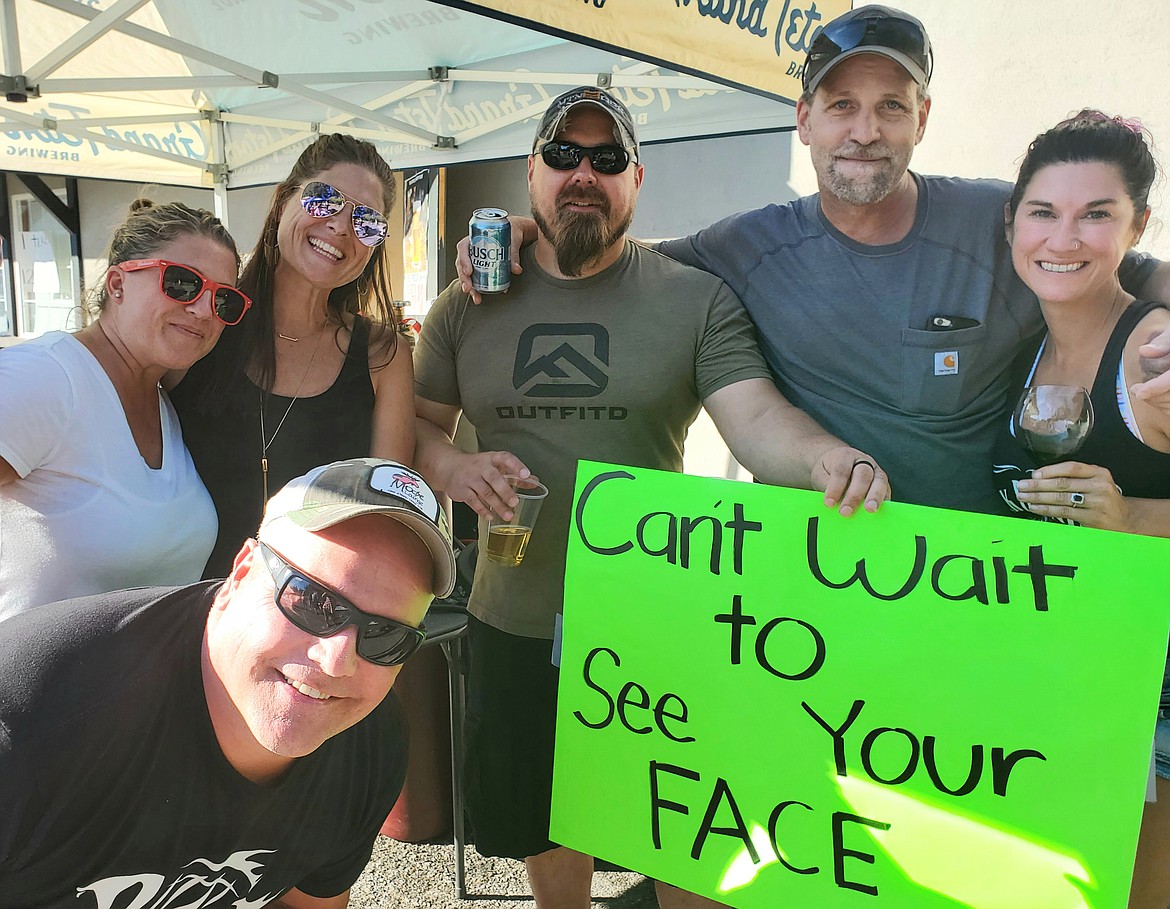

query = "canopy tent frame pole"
[[0, 0, 28, 101], [207, 110, 229, 229], [23, 0, 151, 85], [29, 0, 443, 147]]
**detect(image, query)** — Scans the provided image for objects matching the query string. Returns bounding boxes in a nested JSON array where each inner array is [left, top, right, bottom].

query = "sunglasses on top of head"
[[299, 181, 389, 247], [802, 15, 933, 92], [118, 259, 252, 326], [539, 141, 633, 176], [258, 541, 426, 667]]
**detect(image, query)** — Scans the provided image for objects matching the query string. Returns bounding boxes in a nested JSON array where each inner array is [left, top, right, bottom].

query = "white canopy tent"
[[0, 0, 808, 224]]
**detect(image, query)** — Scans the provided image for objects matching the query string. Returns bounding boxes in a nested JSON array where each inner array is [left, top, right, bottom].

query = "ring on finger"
[[851, 458, 877, 475], [1070, 492, 1086, 508]]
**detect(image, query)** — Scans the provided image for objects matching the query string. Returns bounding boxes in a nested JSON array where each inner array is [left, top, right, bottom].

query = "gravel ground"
[[349, 836, 659, 909]]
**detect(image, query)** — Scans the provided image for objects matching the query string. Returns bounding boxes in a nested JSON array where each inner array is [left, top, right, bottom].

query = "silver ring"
[[1070, 492, 1086, 508]]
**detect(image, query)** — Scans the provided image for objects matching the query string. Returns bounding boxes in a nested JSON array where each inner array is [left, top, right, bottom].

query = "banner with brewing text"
[[433, 0, 853, 102], [551, 461, 1170, 908]]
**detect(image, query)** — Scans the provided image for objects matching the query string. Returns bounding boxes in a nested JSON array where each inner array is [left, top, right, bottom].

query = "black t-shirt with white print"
[[0, 582, 408, 908]]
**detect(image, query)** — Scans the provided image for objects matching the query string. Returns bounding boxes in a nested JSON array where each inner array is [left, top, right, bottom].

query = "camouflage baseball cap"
[[261, 458, 456, 598]]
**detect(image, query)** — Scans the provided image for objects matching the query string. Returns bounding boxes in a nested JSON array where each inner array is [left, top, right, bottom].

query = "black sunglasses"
[[802, 14, 933, 92], [539, 141, 632, 176], [258, 541, 426, 666]]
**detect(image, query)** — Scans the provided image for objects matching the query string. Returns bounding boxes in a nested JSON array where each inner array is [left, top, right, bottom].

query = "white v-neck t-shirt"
[[0, 332, 216, 619]]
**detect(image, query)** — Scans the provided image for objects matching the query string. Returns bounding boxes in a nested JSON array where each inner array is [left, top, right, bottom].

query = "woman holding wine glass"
[[993, 110, 1170, 907]]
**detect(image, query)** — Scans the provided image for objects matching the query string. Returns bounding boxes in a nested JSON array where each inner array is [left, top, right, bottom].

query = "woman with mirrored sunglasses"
[[170, 133, 415, 578], [0, 199, 243, 619]]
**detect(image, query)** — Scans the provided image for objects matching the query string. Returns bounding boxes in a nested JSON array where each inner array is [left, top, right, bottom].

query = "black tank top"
[[171, 316, 375, 577], [993, 300, 1170, 516]]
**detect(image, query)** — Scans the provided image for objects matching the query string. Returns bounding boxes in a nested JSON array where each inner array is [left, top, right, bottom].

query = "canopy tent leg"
[[207, 110, 229, 229]]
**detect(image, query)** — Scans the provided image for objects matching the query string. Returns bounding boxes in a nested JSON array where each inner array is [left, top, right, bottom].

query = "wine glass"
[[1012, 384, 1094, 465]]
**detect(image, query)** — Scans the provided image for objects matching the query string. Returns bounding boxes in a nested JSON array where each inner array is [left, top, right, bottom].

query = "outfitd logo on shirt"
[[496, 323, 627, 421]]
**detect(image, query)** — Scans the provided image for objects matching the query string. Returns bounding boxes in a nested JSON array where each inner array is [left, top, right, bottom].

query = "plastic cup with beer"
[[485, 476, 548, 567]]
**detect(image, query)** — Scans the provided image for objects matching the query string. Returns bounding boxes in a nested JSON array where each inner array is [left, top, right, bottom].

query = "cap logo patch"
[[369, 464, 438, 519]]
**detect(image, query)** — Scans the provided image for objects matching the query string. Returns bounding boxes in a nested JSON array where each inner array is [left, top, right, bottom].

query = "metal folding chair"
[[419, 606, 469, 898], [419, 537, 477, 898]]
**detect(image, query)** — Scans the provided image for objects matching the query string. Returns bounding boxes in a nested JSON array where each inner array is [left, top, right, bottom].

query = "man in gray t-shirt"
[[417, 85, 890, 909], [458, 4, 1170, 514]]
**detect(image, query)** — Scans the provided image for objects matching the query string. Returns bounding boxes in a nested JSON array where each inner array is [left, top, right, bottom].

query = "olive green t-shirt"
[[414, 241, 773, 638]]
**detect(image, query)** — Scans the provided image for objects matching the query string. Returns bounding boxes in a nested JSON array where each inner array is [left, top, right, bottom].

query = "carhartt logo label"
[[934, 350, 959, 376], [513, 323, 609, 398]]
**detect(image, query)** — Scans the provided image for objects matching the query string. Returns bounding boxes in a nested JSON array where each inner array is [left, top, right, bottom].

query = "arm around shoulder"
[[1127, 307, 1170, 442]]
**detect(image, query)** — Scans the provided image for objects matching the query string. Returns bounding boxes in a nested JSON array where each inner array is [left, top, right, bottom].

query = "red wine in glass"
[[1013, 385, 1094, 465]]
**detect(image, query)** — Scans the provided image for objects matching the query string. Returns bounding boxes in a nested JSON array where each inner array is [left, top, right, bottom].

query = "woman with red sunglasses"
[[169, 133, 413, 578], [0, 199, 243, 619]]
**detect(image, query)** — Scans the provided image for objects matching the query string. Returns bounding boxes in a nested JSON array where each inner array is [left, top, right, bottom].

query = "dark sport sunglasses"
[[802, 14, 933, 93], [300, 181, 389, 247], [539, 141, 632, 176], [118, 259, 251, 326], [258, 541, 426, 667]]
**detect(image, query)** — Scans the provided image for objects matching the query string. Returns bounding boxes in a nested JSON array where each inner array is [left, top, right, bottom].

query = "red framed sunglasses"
[[118, 259, 252, 326]]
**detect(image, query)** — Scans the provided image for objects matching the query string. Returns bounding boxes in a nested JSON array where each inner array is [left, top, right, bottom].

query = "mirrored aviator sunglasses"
[[299, 181, 389, 247], [539, 141, 631, 176], [259, 542, 426, 666], [118, 259, 252, 326]]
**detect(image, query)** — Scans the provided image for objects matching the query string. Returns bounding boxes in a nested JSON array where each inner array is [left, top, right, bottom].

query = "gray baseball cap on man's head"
[[533, 86, 640, 160], [802, 4, 933, 96], [260, 458, 456, 598]]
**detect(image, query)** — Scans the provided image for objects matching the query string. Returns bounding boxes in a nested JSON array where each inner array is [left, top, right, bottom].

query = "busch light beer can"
[[469, 208, 511, 294]]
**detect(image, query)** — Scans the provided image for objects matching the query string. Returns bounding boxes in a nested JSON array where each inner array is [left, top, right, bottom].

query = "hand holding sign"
[[552, 462, 1170, 908]]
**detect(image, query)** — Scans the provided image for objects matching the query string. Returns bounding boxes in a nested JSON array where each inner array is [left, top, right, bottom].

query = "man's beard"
[[531, 186, 633, 277], [820, 141, 911, 206]]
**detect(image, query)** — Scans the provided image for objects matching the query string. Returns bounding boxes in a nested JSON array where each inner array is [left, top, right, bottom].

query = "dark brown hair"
[[215, 133, 399, 395], [1009, 110, 1157, 224]]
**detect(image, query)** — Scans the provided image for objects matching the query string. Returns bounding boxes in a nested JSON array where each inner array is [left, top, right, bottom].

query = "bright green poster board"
[[551, 462, 1170, 908]]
